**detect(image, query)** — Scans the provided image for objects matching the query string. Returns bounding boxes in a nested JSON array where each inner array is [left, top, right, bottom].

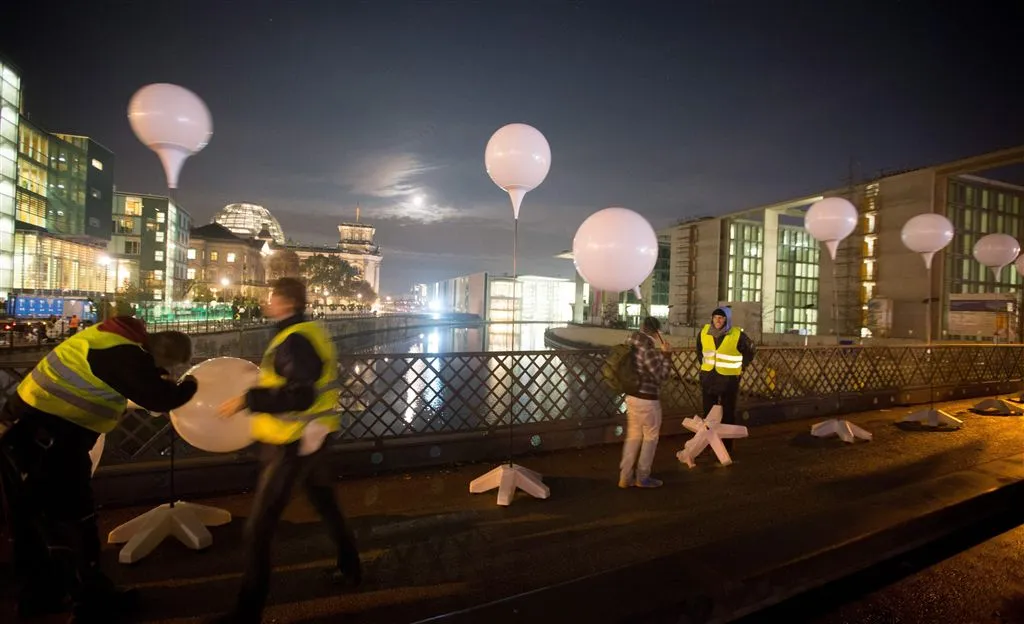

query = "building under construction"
[[658, 145, 1024, 341]]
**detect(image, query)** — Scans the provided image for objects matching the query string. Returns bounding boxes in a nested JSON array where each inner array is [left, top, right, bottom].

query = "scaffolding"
[[833, 163, 865, 338], [670, 222, 700, 328]]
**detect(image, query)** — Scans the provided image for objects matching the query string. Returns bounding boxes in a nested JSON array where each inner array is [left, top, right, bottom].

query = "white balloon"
[[170, 357, 258, 453], [901, 213, 954, 270], [973, 233, 1020, 277], [128, 83, 213, 188], [803, 197, 858, 260], [572, 207, 658, 293], [485, 123, 551, 219], [1015, 254, 1024, 277]]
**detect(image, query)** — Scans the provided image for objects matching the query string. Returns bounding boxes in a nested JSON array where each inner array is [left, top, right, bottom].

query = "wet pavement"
[[2, 395, 1023, 623]]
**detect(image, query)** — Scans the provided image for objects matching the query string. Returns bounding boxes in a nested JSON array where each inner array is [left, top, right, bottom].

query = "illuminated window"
[[156, 211, 166, 223], [123, 197, 142, 216], [154, 250, 164, 262], [187, 248, 196, 259], [226, 252, 236, 263], [210, 251, 219, 261], [186, 267, 196, 279], [155, 231, 164, 243], [91, 158, 103, 171]]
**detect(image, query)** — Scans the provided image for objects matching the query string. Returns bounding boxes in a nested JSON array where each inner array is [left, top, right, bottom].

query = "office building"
[[187, 222, 266, 300], [109, 192, 191, 301], [0, 57, 20, 297], [660, 145, 1024, 341], [431, 272, 575, 323]]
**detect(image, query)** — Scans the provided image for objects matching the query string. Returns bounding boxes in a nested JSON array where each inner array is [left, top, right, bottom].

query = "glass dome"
[[212, 203, 286, 245]]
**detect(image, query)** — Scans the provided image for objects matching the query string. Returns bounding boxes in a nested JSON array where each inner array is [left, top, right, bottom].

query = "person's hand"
[[216, 395, 246, 419]]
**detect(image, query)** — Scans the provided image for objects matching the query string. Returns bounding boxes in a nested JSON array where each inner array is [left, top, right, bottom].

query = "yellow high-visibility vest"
[[250, 321, 341, 446], [16, 326, 140, 433], [699, 325, 743, 376]]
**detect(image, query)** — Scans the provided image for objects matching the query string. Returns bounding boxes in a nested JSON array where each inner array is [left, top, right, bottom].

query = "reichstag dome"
[[212, 202, 287, 245]]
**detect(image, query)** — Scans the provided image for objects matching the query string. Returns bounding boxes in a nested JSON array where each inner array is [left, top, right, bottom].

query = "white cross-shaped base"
[[676, 405, 749, 468]]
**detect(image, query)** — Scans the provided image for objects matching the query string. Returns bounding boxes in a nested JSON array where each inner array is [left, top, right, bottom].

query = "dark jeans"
[[232, 440, 359, 621], [0, 407, 112, 606], [700, 373, 740, 452]]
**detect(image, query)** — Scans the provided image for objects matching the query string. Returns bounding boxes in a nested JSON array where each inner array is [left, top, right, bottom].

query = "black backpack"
[[602, 343, 640, 396]]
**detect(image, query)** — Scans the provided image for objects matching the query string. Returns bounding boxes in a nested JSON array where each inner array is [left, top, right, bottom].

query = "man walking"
[[213, 277, 360, 624], [696, 307, 756, 454], [619, 316, 674, 489]]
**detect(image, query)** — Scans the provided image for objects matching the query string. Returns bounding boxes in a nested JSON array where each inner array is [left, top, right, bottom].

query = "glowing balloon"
[[128, 83, 213, 188], [804, 197, 858, 260], [169, 357, 258, 453], [485, 123, 551, 219], [973, 233, 1020, 278], [901, 213, 954, 270], [572, 207, 658, 293]]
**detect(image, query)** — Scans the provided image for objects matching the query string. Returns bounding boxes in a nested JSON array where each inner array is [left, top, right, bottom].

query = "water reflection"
[[341, 322, 564, 355]]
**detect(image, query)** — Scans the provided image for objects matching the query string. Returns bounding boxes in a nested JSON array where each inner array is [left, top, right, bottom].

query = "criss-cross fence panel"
[[3, 345, 1024, 471]]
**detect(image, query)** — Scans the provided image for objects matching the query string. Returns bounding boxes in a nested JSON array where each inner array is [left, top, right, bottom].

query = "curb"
[[412, 456, 1024, 624]]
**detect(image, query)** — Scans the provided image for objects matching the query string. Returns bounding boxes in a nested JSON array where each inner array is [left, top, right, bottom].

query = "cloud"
[[334, 152, 438, 198]]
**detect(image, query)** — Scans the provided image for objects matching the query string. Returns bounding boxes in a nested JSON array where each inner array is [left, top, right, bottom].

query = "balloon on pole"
[[128, 83, 213, 189], [572, 207, 658, 293], [972, 233, 1020, 279], [484, 123, 551, 219], [803, 197, 858, 260], [901, 213, 954, 270], [169, 357, 257, 453]]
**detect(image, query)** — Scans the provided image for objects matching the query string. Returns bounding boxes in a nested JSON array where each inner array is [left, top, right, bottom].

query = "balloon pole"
[[468, 195, 550, 506], [900, 260, 962, 427], [809, 242, 873, 443]]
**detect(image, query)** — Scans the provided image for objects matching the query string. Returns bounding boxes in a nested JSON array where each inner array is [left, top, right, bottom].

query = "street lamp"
[[98, 255, 111, 320]]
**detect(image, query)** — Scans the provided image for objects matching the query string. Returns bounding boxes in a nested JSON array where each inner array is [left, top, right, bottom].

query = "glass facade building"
[[110, 193, 192, 301], [0, 58, 21, 296]]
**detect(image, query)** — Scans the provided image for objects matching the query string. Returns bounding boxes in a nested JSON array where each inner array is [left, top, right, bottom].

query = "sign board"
[[947, 293, 1015, 338]]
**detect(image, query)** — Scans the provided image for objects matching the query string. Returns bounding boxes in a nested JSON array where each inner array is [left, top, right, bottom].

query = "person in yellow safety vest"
[[212, 277, 360, 624], [0, 317, 198, 623], [696, 307, 756, 456]]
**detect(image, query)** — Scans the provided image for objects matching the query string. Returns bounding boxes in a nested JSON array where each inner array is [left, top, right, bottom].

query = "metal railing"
[[0, 344, 1020, 474]]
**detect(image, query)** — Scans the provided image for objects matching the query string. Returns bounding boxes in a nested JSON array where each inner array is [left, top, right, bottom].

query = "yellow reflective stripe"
[[28, 368, 123, 420], [41, 352, 122, 402]]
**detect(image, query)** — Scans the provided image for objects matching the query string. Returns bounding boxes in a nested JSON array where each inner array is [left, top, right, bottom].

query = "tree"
[[192, 283, 216, 304], [348, 279, 378, 305], [301, 254, 358, 298], [114, 280, 149, 317], [267, 249, 301, 280]]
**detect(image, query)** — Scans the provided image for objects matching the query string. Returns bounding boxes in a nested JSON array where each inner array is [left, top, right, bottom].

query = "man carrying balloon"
[[213, 277, 360, 624], [0, 317, 198, 622]]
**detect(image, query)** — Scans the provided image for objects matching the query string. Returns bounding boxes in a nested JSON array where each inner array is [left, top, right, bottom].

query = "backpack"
[[602, 343, 640, 396]]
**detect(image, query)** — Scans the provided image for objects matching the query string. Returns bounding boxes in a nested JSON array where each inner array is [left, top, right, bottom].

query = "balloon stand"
[[108, 419, 232, 564], [469, 216, 550, 506], [676, 405, 748, 468], [810, 262, 872, 443], [900, 267, 963, 429]]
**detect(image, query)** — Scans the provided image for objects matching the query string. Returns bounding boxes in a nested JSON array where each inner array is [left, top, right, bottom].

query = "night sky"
[[2, 1, 1022, 294]]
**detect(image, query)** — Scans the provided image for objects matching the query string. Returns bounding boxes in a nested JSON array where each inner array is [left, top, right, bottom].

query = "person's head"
[[265, 277, 307, 321], [147, 331, 193, 370], [711, 307, 730, 330], [642, 316, 661, 334]]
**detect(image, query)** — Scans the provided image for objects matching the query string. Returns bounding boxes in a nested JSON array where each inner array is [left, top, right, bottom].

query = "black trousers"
[[232, 440, 359, 620], [700, 374, 740, 452], [0, 407, 112, 606]]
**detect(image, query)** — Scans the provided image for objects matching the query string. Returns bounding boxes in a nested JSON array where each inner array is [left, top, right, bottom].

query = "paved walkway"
[[2, 395, 1022, 623]]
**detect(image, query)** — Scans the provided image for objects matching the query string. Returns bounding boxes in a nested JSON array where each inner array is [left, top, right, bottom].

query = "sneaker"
[[617, 477, 634, 489], [635, 477, 664, 488]]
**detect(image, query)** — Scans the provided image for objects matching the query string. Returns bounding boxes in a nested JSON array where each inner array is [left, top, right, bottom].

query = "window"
[[154, 250, 164, 262], [156, 211, 166, 223], [124, 240, 140, 255], [186, 268, 196, 279], [187, 248, 196, 260], [91, 158, 103, 171], [154, 270, 164, 281], [124, 197, 142, 216], [115, 218, 135, 234], [155, 231, 164, 243], [210, 251, 219, 261], [226, 252, 236, 263]]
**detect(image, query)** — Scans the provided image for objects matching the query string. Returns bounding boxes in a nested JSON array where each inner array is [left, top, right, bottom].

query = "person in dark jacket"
[[211, 278, 359, 624], [0, 317, 198, 623], [695, 307, 756, 454]]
